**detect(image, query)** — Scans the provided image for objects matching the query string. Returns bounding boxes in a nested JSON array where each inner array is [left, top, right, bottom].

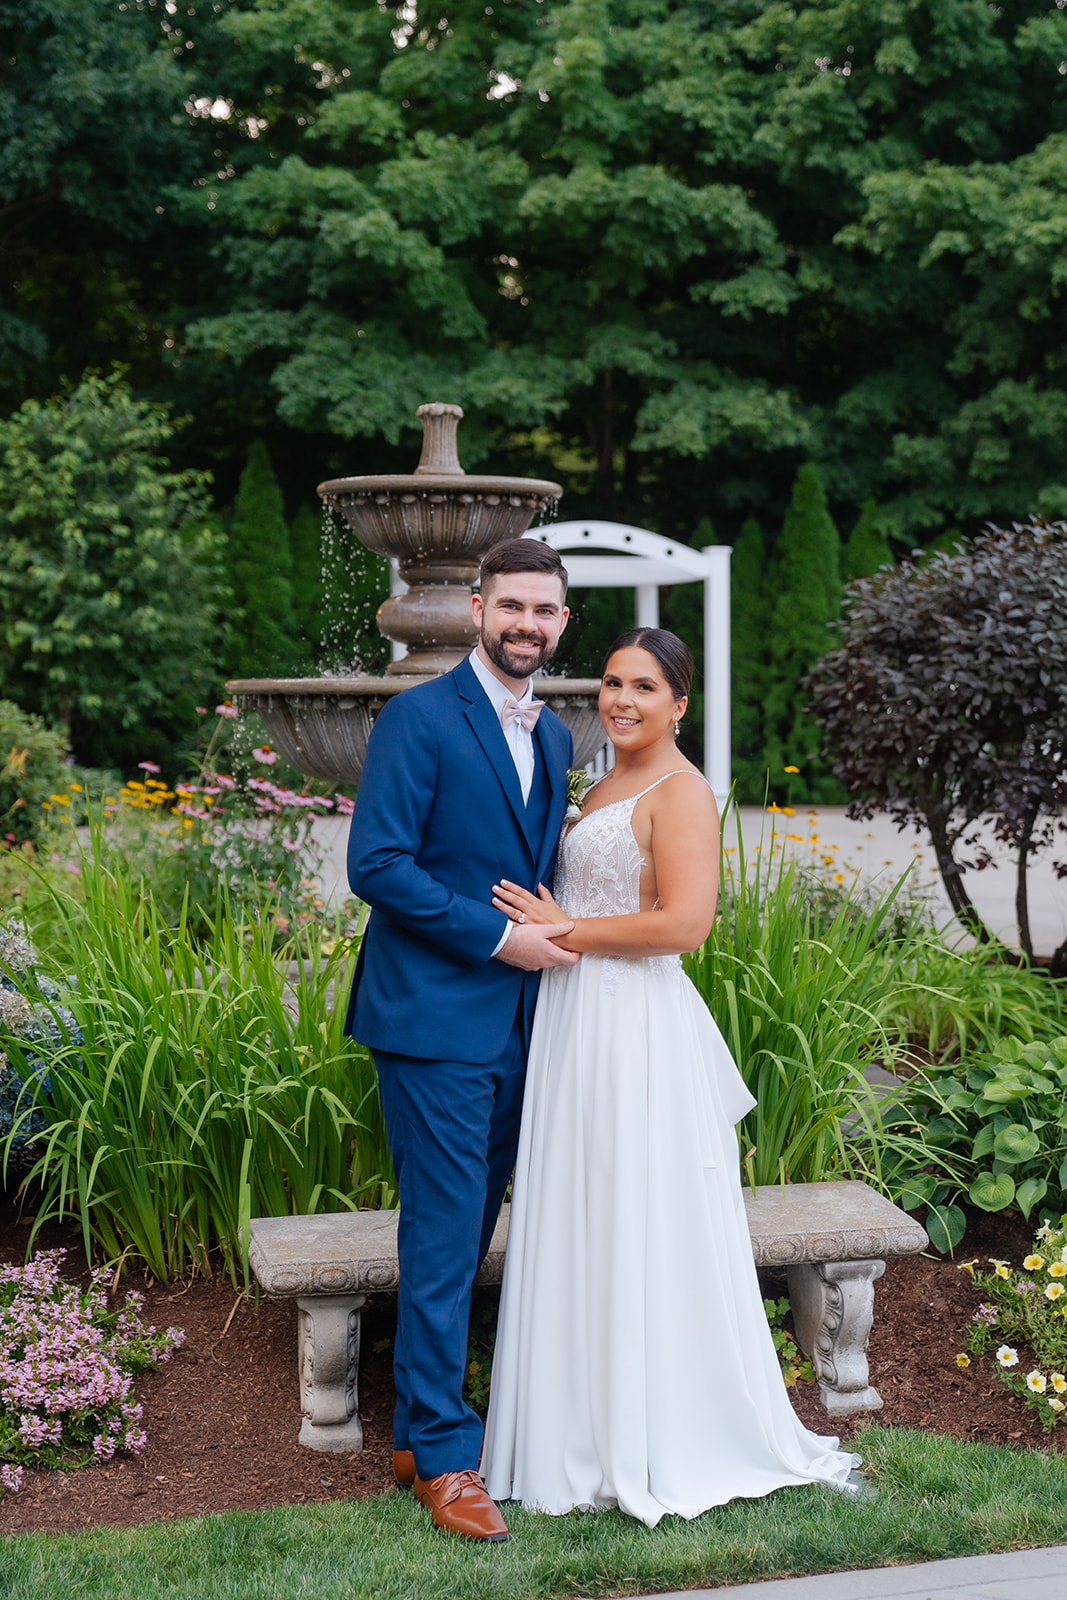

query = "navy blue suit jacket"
[[345, 656, 573, 1063]]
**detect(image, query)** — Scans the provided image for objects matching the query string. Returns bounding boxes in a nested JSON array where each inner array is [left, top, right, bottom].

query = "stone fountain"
[[228, 404, 604, 780]]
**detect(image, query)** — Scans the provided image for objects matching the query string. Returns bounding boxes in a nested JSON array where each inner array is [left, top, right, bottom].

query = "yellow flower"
[[784, 765, 800, 773], [1051, 1374, 1067, 1394], [1048, 1262, 1067, 1278], [1024, 1255, 1045, 1271], [1045, 1282, 1065, 1301], [69, 782, 82, 792], [956, 1353, 971, 1368], [48, 794, 70, 805], [1026, 1370, 1048, 1393], [996, 1345, 1019, 1368], [833, 873, 845, 883], [957, 1260, 978, 1275], [1049, 1397, 1065, 1413], [994, 1264, 1011, 1280]]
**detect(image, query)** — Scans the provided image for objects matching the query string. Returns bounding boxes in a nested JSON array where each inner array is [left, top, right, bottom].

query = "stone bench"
[[248, 1178, 928, 1453]]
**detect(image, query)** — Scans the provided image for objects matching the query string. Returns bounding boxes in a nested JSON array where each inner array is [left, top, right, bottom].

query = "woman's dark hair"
[[601, 628, 694, 701]]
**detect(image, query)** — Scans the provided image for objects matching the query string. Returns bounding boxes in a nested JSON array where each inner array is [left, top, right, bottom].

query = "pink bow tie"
[[499, 696, 543, 733]]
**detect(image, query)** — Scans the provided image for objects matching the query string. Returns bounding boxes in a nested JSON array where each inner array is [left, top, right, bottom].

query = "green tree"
[[226, 441, 298, 679], [0, 700, 71, 844], [730, 516, 769, 803], [843, 500, 894, 582], [288, 501, 325, 669], [764, 465, 843, 802], [0, 372, 225, 769]]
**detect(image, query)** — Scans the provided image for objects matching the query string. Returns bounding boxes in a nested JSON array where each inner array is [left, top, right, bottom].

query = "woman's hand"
[[492, 880, 570, 926]]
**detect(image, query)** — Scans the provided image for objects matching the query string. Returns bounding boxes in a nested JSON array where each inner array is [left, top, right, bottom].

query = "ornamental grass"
[[1, 829, 394, 1284]]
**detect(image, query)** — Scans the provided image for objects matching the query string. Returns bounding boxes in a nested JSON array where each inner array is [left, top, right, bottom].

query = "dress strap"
[[632, 769, 708, 803]]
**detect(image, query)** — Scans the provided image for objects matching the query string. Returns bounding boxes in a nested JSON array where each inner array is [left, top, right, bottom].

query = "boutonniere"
[[564, 767, 594, 824]]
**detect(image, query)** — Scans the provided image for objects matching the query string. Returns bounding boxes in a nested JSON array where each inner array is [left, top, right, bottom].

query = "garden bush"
[[0, 837, 393, 1283], [0, 700, 72, 846], [958, 1221, 1067, 1432]]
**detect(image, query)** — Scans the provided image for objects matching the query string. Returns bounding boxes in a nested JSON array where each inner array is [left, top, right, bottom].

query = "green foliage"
[[898, 1037, 1067, 1234], [729, 516, 768, 802], [761, 1296, 815, 1389], [878, 938, 1065, 1065], [809, 520, 1067, 967], [0, 372, 226, 770], [763, 465, 843, 803], [2, 837, 394, 1284], [289, 501, 325, 668], [844, 499, 894, 581], [226, 441, 298, 679], [0, 701, 71, 844], [684, 810, 915, 1190], [961, 1223, 1067, 1432]]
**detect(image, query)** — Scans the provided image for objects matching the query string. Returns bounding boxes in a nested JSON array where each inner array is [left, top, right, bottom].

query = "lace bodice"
[[554, 771, 707, 994]]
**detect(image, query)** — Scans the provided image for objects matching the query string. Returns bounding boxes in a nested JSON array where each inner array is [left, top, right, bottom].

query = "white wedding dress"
[[481, 772, 858, 1525]]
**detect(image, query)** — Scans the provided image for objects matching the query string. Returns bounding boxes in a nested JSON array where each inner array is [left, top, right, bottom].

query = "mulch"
[[0, 1196, 1059, 1539]]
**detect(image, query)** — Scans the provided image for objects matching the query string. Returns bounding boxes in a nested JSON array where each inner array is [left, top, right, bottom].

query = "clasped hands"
[[492, 880, 579, 971]]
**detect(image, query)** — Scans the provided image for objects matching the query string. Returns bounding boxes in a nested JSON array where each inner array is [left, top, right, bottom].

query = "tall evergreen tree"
[[730, 516, 769, 803], [226, 442, 298, 679], [288, 501, 324, 670], [843, 500, 894, 582], [764, 465, 843, 802]]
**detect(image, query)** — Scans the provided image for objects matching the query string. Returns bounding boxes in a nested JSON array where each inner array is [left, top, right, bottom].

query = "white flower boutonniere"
[[565, 767, 594, 824]]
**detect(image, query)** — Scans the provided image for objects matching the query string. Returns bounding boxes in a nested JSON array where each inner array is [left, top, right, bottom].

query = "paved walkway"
[[311, 804, 1067, 959], [647, 1542, 1067, 1597]]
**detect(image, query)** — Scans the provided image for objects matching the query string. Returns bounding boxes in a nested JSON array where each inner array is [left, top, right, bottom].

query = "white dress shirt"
[[469, 649, 540, 956], [468, 649, 538, 803]]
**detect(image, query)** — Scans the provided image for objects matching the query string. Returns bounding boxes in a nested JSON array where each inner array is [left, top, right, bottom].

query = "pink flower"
[[137, 761, 161, 774], [335, 795, 354, 816], [252, 746, 279, 766], [215, 702, 240, 720], [282, 838, 301, 854], [212, 773, 237, 790], [195, 706, 208, 715], [0, 1464, 22, 1494]]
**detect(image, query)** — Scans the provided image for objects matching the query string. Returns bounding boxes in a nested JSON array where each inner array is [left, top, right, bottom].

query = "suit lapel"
[[455, 658, 535, 859], [533, 712, 571, 884]]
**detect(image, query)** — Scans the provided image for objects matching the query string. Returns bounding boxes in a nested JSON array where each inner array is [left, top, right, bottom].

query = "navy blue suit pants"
[[372, 1011, 528, 1478]]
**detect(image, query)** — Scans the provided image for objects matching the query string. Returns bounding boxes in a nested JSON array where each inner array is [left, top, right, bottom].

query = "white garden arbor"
[[523, 522, 731, 803]]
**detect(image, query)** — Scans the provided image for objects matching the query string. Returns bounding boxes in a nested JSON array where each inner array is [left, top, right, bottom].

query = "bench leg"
[[296, 1292, 366, 1452], [786, 1259, 885, 1416]]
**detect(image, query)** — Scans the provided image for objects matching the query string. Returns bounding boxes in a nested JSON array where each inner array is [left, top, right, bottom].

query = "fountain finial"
[[415, 402, 465, 475]]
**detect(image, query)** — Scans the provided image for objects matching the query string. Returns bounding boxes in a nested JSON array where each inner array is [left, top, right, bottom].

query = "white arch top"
[[522, 520, 732, 803]]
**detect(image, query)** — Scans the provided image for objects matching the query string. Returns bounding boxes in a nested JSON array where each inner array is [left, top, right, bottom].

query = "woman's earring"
[[672, 717, 681, 737]]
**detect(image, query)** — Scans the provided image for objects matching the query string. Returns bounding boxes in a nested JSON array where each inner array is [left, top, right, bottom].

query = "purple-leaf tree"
[[807, 520, 1067, 974]]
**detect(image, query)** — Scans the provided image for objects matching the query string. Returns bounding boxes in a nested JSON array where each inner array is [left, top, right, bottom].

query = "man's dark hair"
[[602, 627, 694, 700], [479, 538, 569, 598]]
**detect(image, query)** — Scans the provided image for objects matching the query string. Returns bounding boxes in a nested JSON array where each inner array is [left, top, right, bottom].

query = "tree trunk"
[[923, 806, 1007, 953], [1014, 805, 1038, 963]]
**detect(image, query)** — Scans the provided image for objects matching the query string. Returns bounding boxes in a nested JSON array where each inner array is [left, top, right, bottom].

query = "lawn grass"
[[3, 1427, 1067, 1599]]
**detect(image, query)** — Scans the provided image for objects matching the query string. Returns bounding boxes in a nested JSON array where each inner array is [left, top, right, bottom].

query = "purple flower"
[[0, 1464, 23, 1494]]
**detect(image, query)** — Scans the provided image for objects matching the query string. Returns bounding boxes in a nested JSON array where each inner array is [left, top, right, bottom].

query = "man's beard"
[[479, 626, 557, 681]]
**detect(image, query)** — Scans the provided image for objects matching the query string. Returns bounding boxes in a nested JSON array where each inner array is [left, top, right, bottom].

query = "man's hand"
[[494, 920, 579, 971]]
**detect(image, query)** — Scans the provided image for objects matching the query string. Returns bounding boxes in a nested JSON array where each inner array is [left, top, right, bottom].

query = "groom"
[[345, 538, 576, 1542]]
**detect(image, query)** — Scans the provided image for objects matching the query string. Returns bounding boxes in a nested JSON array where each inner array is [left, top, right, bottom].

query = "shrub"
[[0, 700, 72, 845], [0, 370, 226, 770], [809, 520, 1067, 971]]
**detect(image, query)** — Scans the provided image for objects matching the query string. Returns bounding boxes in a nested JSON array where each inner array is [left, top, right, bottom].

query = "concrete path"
[[648, 1542, 1067, 1597], [311, 804, 1067, 961]]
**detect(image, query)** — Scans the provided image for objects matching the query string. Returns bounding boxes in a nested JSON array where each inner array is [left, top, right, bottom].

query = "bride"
[[480, 626, 857, 1526]]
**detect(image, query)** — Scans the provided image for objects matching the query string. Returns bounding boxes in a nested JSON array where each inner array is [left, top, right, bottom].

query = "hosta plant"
[[896, 1036, 1067, 1250]]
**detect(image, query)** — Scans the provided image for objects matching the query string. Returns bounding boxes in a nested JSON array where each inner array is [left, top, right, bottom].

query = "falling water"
[[318, 502, 390, 677]]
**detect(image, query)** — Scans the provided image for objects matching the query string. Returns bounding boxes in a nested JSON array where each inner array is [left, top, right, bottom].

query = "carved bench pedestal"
[[297, 1293, 366, 1451], [787, 1258, 887, 1416]]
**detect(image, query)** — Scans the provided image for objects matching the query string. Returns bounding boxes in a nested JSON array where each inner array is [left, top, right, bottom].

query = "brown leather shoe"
[[413, 1470, 508, 1541], [393, 1449, 416, 1489]]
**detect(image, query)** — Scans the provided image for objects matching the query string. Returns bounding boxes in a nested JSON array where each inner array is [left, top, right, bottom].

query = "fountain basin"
[[229, 677, 606, 785]]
